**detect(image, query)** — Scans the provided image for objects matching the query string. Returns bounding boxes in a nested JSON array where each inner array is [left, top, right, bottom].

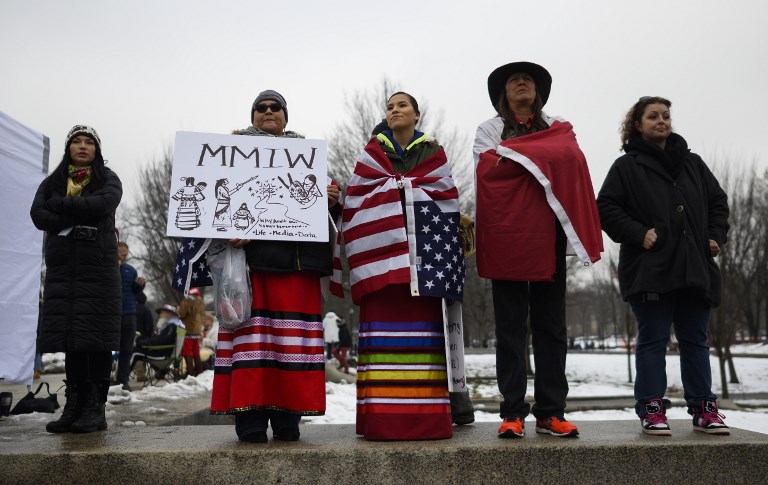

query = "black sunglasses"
[[254, 102, 283, 114]]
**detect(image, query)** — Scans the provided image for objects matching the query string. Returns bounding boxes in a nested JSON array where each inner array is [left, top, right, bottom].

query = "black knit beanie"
[[251, 90, 288, 123]]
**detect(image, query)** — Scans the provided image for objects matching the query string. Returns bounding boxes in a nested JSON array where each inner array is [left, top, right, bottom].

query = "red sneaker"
[[498, 417, 525, 438], [535, 416, 579, 437]]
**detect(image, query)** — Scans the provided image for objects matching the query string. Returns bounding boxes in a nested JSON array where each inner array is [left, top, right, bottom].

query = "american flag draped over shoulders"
[[331, 137, 464, 304], [172, 237, 213, 294]]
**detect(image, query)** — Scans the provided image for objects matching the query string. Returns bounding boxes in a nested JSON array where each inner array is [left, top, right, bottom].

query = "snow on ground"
[[729, 342, 768, 355], [19, 348, 768, 435], [469, 351, 768, 399], [309, 351, 768, 434]]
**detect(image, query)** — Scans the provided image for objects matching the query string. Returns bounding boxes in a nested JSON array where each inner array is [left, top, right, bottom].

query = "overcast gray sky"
[[3, 0, 767, 212]]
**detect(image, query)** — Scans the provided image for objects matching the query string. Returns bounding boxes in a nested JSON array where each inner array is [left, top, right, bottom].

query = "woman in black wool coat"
[[30, 125, 122, 434], [597, 97, 730, 437]]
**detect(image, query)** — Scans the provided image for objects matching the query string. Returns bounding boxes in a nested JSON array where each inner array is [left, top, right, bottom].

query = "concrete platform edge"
[[1, 421, 767, 484]]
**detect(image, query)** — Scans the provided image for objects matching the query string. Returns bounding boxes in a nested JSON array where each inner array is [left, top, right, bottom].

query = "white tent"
[[0, 111, 48, 385]]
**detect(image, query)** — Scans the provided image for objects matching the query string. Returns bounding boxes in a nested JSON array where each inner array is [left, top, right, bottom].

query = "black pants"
[[492, 222, 568, 420], [65, 351, 113, 382], [235, 410, 301, 438], [115, 314, 136, 384]]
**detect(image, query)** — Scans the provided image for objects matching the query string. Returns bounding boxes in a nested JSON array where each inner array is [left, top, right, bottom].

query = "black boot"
[[271, 412, 301, 441], [70, 381, 107, 433], [46, 381, 82, 433], [450, 391, 475, 425]]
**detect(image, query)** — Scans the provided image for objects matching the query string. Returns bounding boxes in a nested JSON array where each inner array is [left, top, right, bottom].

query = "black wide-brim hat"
[[487, 61, 552, 108]]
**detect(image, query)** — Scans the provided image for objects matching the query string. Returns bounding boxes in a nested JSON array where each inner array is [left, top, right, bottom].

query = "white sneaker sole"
[[535, 427, 579, 437], [642, 427, 672, 436], [694, 426, 730, 435]]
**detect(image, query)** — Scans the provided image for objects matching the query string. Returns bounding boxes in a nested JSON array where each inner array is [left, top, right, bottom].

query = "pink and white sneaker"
[[640, 398, 671, 436], [691, 400, 730, 435]]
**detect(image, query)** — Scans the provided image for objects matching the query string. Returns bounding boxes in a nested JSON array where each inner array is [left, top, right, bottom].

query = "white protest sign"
[[442, 300, 468, 392], [166, 131, 328, 241]]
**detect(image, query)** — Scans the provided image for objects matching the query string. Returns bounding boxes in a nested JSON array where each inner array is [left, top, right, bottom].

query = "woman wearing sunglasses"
[[209, 90, 341, 443], [30, 125, 122, 434], [473, 62, 602, 439], [597, 96, 730, 436], [333, 92, 465, 440]]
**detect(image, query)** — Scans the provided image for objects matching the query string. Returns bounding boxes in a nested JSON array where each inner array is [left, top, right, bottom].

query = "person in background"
[[30, 125, 122, 434], [34, 299, 44, 379], [132, 290, 154, 382], [200, 312, 218, 371], [33, 352, 43, 379], [323, 311, 340, 360], [115, 241, 146, 391], [129, 304, 185, 372], [331, 319, 352, 374], [597, 96, 730, 436], [473, 62, 602, 439], [177, 292, 205, 377], [135, 290, 154, 339], [210, 89, 340, 443]]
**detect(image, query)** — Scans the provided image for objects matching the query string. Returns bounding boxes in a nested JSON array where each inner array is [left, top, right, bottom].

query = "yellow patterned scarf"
[[67, 165, 92, 196]]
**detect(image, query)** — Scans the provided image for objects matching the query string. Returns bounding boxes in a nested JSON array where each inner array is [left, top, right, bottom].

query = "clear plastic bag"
[[207, 241, 252, 329]]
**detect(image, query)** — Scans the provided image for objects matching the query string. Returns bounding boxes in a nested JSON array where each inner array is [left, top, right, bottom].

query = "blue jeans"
[[629, 290, 717, 416]]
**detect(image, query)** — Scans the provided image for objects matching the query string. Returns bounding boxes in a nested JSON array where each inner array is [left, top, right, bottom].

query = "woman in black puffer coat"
[[30, 125, 122, 434]]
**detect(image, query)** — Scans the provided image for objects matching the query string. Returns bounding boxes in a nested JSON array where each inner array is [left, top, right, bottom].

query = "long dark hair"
[[49, 138, 107, 191], [495, 90, 548, 134], [214, 178, 228, 193], [620, 96, 672, 148]]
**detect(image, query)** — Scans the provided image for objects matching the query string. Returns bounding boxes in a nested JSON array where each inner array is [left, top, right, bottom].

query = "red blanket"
[[475, 120, 602, 280]]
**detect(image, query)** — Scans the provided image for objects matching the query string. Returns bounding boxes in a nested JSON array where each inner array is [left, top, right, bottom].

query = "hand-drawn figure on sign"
[[232, 203, 255, 230], [172, 177, 207, 230], [212, 175, 259, 231], [212, 179, 232, 231], [278, 173, 322, 208]]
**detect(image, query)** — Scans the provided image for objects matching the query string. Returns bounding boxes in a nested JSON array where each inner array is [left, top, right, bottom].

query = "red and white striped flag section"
[[331, 138, 463, 304], [474, 118, 603, 280]]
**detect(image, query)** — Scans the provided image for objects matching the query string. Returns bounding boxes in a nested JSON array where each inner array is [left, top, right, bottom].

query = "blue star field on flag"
[[172, 237, 213, 293], [413, 200, 465, 301]]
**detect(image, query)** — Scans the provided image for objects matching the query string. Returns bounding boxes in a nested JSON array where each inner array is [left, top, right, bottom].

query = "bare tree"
[[121, 148, 182, 305], [587, 245, 635, 382], [327, 77, 472, 208], [709, 160, 768, 396], [327, 78, 397, 186], [460, 255, 495, 347]]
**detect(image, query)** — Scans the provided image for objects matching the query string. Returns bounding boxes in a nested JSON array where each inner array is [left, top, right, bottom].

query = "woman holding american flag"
[[334, 92, 465, 440]]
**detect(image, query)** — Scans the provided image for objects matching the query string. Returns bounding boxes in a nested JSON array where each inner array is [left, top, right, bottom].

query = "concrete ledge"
[[1, 421, 767, 484]]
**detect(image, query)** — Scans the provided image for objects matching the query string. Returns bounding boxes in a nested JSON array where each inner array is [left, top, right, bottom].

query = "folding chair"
[[141, 326, 186, 387]]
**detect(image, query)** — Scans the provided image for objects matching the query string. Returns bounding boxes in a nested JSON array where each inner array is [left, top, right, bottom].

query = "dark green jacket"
[[376, 132, 441, 174]]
